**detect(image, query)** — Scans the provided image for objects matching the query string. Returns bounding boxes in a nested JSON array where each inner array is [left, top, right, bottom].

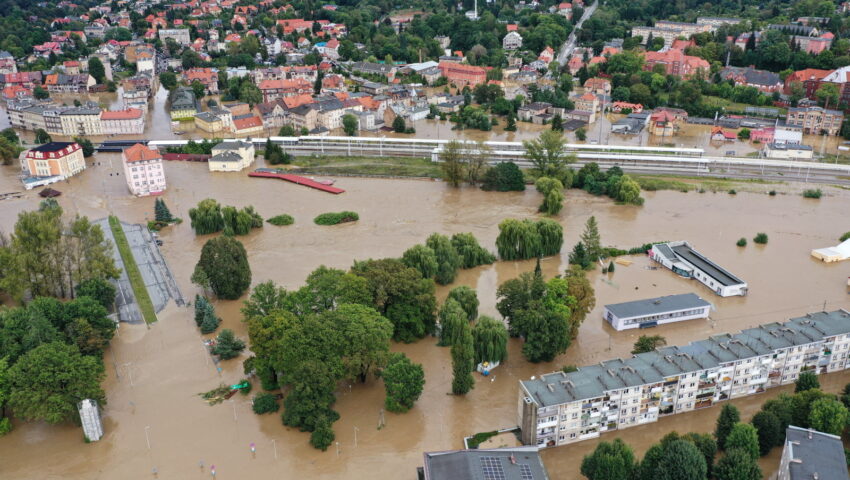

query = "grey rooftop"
[[422, 447, 549, 480], [784, 426, 850, 480], [605, 293, 710, 319], [521, 310, 850, 407]]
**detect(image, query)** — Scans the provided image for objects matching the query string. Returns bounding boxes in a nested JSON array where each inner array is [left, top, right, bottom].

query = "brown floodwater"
[[0, 153, 849, 479]]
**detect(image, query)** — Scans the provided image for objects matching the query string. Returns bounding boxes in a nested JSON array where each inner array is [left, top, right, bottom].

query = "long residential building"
[[650, 241, 747, 296], [604, 293, 712, 331], [519, 309, 850, 449]]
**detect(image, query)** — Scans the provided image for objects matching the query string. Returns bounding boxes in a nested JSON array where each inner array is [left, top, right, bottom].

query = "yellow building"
[[208, 141, 255, 172], [169, 87, 198, 120], [194, 111, 226, 133]]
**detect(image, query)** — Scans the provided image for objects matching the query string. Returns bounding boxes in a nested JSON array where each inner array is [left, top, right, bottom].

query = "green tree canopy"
[[713, 448, 762, 480], [451, 233, 496, 268], [426, 233, 462, 285], [194, 236, 251, 300], [581, 438, 637, 480], [480, 162, 525, 192], [724, 423, 759, 460], [451, 319, 475, 395], [401, 244, 439, 279], [381, 352, 425, 413], [715, 404, 741, 450], [211, 329, 246, 360], [795, 371, 820, 393], [351, 258, 437, 343], [7, 342, 105, 424], [751, 410, 782, 456], [808, 397, 849, 436], [447, 285, 479, 322], [631, 335, 666, 354], [438, 298, 468, 347], [523, 130, 574, 177], [472, 316, 508, 366]]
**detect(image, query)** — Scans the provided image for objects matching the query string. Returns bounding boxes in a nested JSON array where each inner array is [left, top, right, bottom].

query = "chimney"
[[510, 455, 517, 465], [808, 429, 813, 440]]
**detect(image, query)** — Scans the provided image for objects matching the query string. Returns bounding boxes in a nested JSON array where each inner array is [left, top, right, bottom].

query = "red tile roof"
[[233, 115, 263, 130], [101, 108, 143, 120], [124, 143, 161, 163]]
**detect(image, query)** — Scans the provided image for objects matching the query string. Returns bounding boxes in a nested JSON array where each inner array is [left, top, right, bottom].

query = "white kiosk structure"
[[78, 399, 104, 442]]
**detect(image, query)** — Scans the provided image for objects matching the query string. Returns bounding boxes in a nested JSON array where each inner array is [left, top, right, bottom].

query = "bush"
[[267, 214, 294, 226], [239, 379, 252, 395], [768, 190, 776, 196], [480, 162, 526, 192], [736, 238, 747, 247], [314, 211, 359, 225], [753, 233, 768, 244], [252, 393, 280, 414], [467, 430, 498, 449], [841, 231, 850, 242], [211, 329, 246, 360], [728, 189, 737, 195], [0, 417, 11, 436], [802, 189, 822, 199]]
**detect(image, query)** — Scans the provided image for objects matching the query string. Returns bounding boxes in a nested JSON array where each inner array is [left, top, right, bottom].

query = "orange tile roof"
[[124, 143, 160, 163], [233, 115, 263, 130], [282, 94, 314, 109]]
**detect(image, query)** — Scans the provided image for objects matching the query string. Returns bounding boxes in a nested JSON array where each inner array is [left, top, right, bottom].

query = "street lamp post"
[[144, 425, 151, 450], [122, 362, 134, 387]]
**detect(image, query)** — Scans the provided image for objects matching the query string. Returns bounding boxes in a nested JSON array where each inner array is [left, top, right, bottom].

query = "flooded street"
[[1, 154, 849, 479], [3, 86, 846, 160]]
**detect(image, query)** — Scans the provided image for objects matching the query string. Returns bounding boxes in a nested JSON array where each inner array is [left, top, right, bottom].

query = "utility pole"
[[354, 426, 359, 448]]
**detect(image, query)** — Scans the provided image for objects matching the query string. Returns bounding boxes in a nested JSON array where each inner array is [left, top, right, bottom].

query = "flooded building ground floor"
[[0, 158, 849, 479], [520, 309, 850, 449]]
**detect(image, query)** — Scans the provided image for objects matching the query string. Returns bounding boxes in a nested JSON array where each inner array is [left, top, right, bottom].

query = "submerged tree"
[[581, 438, 637, 480], [472, 316, 508, 365], [189, 198, 225, 235], [580, 216, 602, 263], [426, 233, 462, 285], [440, 140, 466, 187], [447, 286, 479, 321], [438, 298, 468, 347], [381, 352, 425, 413], [450, 233, 496, 268], [496, 219, 541, 260], [194, 236, 251, 300], [535, 177, 565, 215], [401, 244, 438, 280], [451, 320, 475, 395], [631, 335, 666, 354]]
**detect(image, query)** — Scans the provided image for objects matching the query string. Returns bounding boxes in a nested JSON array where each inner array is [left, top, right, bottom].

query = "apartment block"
[[785, 106, 844, 135], [518, 310, 850, 449]]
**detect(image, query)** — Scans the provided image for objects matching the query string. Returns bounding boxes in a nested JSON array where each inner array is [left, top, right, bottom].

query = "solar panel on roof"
[[480, 457, 506, 480], [519, 464, 534, 480]]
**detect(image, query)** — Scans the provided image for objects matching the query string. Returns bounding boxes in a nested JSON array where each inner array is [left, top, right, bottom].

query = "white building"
[[158, 28, 191, 46], [101, 108, 145, 134], [650, 241, 748, 297], [78, 399, 104, 442], [122, 143, 166, 196], [208, 140, 255, 172], [503, 31, 523, 50], [519, 309, 850, 449], [763, 142, 814, 160], [603, 293, 712, 331]]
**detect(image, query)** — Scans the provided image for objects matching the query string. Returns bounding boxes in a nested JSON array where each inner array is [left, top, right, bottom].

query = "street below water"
[[0, 157, 849, 479]]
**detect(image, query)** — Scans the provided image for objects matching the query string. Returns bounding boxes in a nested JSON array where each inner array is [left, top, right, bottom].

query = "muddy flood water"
[[0, 155, 849, 479]]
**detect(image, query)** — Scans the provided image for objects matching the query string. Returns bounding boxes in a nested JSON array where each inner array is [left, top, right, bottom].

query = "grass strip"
[[109, 216, 157, 324]]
